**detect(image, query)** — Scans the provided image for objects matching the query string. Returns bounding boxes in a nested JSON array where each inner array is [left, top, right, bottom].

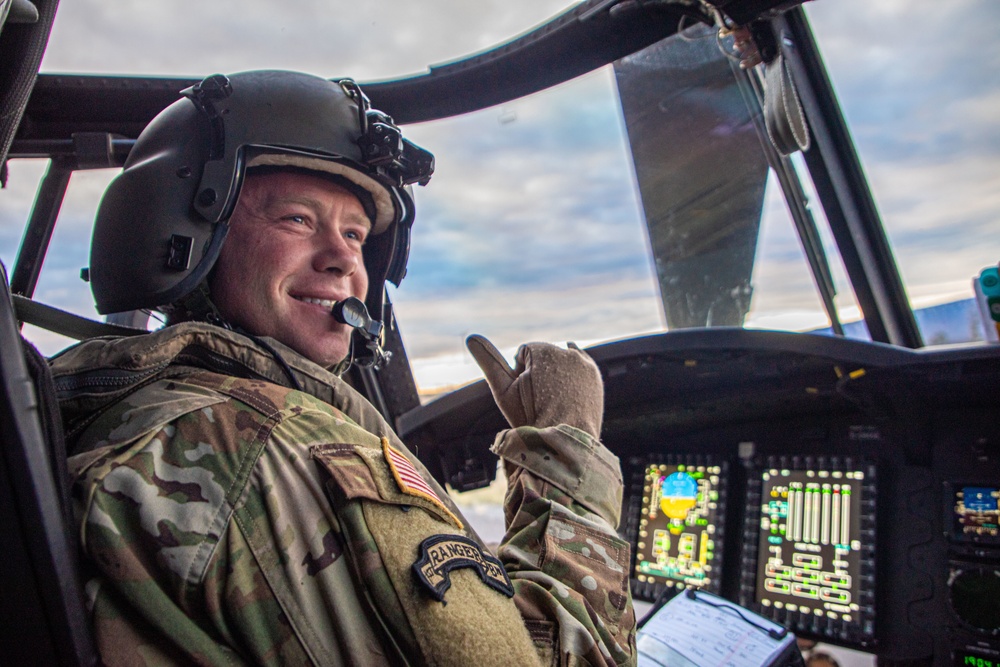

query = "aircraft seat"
[[0, 259, 98, 666]]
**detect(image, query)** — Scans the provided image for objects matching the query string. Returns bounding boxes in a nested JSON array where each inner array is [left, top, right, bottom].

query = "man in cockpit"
[[51, 70, 635, 666]]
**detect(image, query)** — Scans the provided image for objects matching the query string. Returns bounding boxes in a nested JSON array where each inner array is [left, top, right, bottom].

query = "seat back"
[[0, 260, 98, 666]]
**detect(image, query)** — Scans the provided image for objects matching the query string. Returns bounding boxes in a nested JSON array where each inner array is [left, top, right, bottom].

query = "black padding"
[[0, 260, 98, 666]]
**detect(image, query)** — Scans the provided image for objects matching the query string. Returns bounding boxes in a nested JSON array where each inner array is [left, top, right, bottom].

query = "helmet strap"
[[162, 281, 228, 327]]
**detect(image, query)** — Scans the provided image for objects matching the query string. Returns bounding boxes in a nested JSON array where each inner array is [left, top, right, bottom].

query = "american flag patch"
[[382, 438, 462, 528]]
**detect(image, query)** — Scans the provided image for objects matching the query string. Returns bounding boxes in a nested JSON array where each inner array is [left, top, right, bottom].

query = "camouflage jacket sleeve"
[[493, 424, 636, 666]]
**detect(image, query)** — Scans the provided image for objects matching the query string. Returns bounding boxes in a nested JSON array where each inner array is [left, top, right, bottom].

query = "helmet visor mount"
[[180, 73, 433, 231]]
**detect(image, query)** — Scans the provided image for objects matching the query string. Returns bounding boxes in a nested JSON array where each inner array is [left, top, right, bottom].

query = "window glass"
[[806, 0, 1000, 345], [40, 0, 581, 79], [610, 25, 862, 344], [392, 68, 663, 390], [745, 164, 861, 335], [7, 0, 989, 395]]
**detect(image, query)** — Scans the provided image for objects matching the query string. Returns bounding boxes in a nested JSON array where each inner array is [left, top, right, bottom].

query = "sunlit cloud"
[[41, 0, 581, 80]]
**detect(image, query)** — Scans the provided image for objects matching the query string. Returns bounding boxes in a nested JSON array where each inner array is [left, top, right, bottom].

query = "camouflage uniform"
[[52, 323, 636, 666]]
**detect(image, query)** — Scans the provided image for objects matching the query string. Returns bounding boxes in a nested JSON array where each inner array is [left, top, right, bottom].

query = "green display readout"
[[960, 653, 998, 667]]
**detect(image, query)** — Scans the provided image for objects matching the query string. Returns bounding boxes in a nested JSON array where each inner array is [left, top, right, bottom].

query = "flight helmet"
[[90, 70, 433, 364]]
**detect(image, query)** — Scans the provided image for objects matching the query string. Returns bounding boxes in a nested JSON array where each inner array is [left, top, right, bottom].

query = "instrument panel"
[[399, 329, 1000, 665]]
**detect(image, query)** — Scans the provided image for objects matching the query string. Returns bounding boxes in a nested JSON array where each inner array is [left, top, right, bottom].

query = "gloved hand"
[[466, 335, 604, 440]]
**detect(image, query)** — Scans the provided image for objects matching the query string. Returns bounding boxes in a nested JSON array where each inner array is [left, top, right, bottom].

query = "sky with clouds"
[[1, 0, 997, 389]]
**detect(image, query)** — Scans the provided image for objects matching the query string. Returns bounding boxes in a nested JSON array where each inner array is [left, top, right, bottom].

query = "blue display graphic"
[[953, 486, 1000, 541]]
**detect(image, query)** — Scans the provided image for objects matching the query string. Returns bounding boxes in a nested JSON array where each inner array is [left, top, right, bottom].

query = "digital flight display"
[[633, 463, 724, 591], [753, 467, 870, 631], [955, 651, 1000, 667], [951, 485, 1000, 545]]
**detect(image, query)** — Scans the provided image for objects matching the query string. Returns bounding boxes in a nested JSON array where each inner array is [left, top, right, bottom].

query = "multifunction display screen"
[[755, 468, 866, 623], [951, 485, 1000, 545], [634, 463, 724, 590]]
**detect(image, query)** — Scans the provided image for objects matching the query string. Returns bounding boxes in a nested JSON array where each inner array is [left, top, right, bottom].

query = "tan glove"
[[466, 335, 604, 439]]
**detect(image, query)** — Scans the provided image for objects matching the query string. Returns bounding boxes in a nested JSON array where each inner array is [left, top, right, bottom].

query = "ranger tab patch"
[[382, 438, 462, 528], [413, 534, 514, 602]]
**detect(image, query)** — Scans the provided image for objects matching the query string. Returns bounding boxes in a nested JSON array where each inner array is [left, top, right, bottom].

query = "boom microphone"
[[330, 296, 383, 343]]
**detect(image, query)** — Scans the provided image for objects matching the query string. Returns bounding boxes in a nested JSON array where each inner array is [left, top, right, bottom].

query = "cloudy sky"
[[1, 0, 997, 389]]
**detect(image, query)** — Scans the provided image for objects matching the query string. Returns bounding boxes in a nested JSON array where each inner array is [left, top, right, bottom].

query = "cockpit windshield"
[[807, 0, 999, 345], [38, 0, 581, 80], [0, 0, 996, 395]]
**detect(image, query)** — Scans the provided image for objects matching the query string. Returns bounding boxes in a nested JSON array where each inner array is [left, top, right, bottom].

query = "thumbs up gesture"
[[465, 335, 604, 440]]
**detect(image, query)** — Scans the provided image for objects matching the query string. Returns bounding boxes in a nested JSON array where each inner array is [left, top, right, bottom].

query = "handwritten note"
[[637, 591, 795, 667]]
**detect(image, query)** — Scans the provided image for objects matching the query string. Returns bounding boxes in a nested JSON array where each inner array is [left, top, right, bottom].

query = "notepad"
[[637, 590, 798, 667]]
